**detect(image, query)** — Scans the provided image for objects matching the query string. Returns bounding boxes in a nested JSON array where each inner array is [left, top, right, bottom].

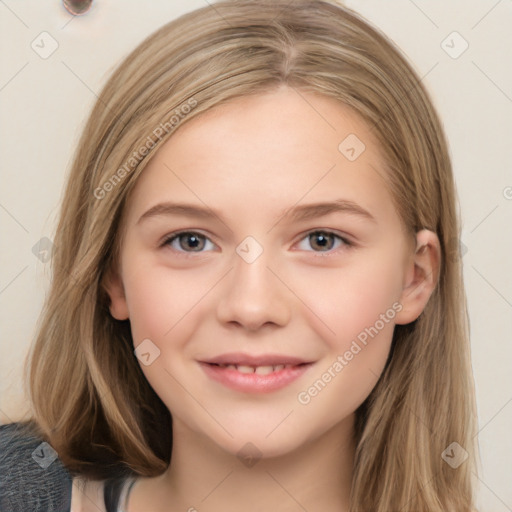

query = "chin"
[[206, 424, 311, 462]]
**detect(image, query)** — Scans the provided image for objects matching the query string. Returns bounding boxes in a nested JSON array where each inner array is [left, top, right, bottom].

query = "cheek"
[[295, 260, 401, 419], [123, 277, 171, 344], [121, 259, 214, 408], [122, 257, 207, 343], [121, 261, 201, 413], [293, 249, 404, 346]]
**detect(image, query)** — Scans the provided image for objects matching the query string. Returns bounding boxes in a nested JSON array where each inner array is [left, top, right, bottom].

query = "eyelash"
[[160, 230, 353, 258]]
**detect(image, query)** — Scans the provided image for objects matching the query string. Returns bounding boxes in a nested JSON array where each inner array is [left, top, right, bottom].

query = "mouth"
[[208, 362, 302, 375], [198, 353, 314, 393]]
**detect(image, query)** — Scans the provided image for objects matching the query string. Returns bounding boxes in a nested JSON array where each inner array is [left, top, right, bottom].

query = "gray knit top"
[[0, 422, 134, 511]]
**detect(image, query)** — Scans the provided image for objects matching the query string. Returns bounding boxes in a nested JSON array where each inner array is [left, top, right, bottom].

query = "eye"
[[296, 230, 351, 253], [161, 229, 351, 256], [161, 231, 215, 253]]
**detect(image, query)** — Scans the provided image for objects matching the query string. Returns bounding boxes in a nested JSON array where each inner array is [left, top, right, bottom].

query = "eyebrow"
[[136, 199, 377, 226]]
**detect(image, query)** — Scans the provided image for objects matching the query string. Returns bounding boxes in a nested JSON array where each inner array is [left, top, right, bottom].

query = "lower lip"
[[199, 362, 313, 393]]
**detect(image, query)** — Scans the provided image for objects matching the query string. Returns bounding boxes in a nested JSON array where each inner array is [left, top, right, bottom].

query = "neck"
[[147, 414, 355, 512]]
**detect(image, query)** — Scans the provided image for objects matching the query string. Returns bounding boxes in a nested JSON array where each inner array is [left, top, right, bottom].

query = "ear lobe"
[[395, 229, 441, 325], [102, 268, 129, 320]]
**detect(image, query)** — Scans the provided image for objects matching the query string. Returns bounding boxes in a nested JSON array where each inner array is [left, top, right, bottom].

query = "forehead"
[[124, 87, 399, 230]]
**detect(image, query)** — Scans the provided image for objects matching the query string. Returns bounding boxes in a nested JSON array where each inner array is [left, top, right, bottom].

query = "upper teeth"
[[220, 364, 287, 375]]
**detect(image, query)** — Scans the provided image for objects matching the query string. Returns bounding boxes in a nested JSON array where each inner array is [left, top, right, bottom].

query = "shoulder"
[[71, 476, 135, 512], [0, 421, 72, 511], [71, 477, 106, 512]]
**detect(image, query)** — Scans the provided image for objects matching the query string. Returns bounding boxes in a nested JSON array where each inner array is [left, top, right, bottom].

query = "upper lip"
[[200, 352, 312, 366]]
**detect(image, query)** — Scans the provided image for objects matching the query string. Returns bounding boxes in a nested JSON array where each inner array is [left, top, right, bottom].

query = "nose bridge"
[[216, 236, 291, 329]]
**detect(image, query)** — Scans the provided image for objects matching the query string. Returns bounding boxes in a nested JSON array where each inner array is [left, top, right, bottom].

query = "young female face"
[[105, 85, 439, 459]]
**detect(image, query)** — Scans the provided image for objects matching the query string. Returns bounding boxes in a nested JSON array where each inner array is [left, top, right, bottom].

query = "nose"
[[216, 247, 292, 332]]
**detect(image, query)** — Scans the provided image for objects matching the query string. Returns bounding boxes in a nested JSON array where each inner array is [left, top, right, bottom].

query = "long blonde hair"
[[21, 1, 478, 510]]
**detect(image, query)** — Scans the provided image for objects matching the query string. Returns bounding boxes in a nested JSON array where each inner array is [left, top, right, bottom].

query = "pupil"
[[182, 234, 203, 251], [311, 232, 333, 251]]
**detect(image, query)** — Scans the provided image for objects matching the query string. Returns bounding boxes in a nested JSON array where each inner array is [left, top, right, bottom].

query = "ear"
[[102, 267, 129, 320], [395, 229, 441, 325]]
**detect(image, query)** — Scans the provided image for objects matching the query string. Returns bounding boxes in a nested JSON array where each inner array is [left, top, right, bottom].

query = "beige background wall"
[[1, 1, 510, 510]]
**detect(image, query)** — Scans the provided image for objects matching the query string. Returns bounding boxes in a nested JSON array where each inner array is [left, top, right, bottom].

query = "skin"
[[104, 84, 440, 512]]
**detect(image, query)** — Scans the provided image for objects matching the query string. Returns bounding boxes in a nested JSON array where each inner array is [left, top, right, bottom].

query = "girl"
[[2, 0, 479, 510]]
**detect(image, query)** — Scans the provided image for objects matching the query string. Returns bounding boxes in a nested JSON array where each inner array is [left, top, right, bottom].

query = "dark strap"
[[103, 477, 125, 512]]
